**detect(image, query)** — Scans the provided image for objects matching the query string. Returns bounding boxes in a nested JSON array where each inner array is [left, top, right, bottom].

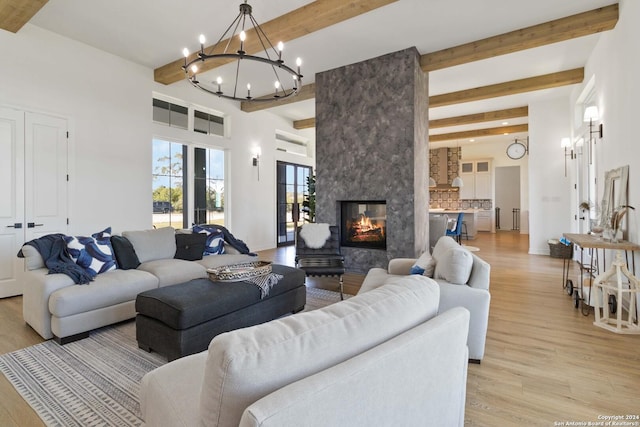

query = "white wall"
[[0, 24, 314, 252], [528, 97, 573, 255], [0, 24, 153, 234], [571, 0, 640, 245]]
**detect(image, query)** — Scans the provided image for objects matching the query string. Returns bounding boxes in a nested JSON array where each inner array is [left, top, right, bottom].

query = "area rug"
[[0, 286, 345, 427]]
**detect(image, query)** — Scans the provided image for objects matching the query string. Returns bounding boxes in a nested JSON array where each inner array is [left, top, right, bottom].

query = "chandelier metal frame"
[[182, 1, 303, 102]]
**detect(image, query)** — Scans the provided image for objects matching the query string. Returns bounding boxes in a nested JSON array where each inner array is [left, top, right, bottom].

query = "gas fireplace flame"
[[358, 214, 374, 231], [348, 213, 385, 242]]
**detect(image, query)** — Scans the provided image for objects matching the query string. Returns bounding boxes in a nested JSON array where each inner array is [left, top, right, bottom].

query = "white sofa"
[[140, 276, 471, 427], [21, 227, 255, 342], [361, 235, 491, 362]]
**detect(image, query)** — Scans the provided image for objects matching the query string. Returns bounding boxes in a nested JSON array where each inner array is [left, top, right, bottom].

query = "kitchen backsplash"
[[429, 192, 493, 210]]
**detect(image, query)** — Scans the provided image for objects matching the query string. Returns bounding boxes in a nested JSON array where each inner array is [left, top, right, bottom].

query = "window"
[[153, 98, 188, 129], [152, 95, 226, 229], [152, 139, 185, 229], [194, 110, 224, 137], [152, 139, 225, 229], [194, 147, 225, 226]]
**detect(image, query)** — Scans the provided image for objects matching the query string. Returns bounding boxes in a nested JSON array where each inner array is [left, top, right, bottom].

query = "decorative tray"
[[207, 261, 272, 282]]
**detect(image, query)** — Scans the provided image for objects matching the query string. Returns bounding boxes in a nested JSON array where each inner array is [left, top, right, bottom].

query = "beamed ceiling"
[[1, 0, 620, 147]]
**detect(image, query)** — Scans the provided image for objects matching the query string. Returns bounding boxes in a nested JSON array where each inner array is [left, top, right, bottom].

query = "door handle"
[[6, 223, 23, 229], [27, 223, 44, 228]]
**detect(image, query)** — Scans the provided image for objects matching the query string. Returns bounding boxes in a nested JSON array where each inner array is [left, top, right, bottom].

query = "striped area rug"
[[0, 287, 343, 427]]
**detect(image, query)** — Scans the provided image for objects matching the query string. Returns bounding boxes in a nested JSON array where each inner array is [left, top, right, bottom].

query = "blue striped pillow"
[[64, 227, 116, 277]]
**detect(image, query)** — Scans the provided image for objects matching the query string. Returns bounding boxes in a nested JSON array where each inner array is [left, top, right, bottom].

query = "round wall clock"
[[506, 140, 527, 160]]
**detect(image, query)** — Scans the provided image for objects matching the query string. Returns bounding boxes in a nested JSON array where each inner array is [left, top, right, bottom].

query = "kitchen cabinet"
[[476, 210, 492, 232], [459, 159, 492, 200]]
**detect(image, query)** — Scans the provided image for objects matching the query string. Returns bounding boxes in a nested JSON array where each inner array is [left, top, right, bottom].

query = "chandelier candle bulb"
[[247, 83, 251, 99], [216, 77, 222, 94], [239, 31, 246, 54], [277, 41, 284, 61], [296, 57, 302, 75], [182, 48, 189, 67], [199, 34, 205, 53]]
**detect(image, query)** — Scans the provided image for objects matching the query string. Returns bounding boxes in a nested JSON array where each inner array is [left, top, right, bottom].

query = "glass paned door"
[[277, 161, 311, 246], [194, 147, 225, 226]]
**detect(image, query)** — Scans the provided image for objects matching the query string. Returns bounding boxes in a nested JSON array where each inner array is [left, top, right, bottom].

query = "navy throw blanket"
[[18, 234, 94, 284], [194, 224, 256, 256]]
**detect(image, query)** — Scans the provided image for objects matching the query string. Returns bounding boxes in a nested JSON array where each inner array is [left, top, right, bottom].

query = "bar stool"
[[461, 221, 469, 241]]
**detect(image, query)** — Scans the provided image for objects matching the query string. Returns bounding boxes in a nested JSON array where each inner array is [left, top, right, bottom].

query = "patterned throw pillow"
[[193, 225, 225, 255], [64, 227, 117, 277], [411, 251, 436, 278]]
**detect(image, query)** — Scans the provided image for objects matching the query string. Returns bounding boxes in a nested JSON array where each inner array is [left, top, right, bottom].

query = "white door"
[[0, 108, 26, 298], [0, 108, 68, 298]]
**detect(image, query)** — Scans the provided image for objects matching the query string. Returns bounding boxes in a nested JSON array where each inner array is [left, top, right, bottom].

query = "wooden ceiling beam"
[[154, 0, 399, 85], [295, 106, 530, 129], [421, 4, 619, 72], [241, 83, 316, 113], [293, 118, 316, 130], [0, 0, 48, 33], [429, 106, 528, 129], [430, 68, 584, 108], [430, 124, 529, 142]]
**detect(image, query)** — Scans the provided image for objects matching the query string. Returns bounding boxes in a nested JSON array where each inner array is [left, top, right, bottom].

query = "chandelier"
[[182, 1, 303, 102]]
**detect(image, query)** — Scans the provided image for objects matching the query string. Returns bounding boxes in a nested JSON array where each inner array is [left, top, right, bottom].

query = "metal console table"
[[562, 233, 640, 316]]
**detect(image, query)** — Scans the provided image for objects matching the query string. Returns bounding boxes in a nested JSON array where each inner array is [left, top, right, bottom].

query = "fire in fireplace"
[[340, 201, 386, 249]]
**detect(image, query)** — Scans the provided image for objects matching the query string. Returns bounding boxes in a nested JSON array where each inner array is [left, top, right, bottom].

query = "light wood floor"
[[1, 232, 639, 426]]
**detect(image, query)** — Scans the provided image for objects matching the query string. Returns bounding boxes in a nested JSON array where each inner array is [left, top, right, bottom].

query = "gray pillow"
[[122, 227, 176, 263], [433, 246, 473, 285]]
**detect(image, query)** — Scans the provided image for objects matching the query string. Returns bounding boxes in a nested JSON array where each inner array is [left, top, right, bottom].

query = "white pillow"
[[410, 251, 436, 278], [433, 246, 473, 285]]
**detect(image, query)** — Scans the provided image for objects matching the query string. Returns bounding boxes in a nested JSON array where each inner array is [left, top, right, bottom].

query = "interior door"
[[0, 108, 68, 298], [25, 112, 69, 240], [0, 108, 26, 298]]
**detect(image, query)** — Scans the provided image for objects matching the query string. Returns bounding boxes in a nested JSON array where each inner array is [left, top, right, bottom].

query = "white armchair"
[[361, 236, 491, 362]]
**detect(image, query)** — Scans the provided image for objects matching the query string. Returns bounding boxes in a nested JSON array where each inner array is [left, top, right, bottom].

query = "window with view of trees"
[[152, 139, 225, 229], [152, 139, 185, 229]]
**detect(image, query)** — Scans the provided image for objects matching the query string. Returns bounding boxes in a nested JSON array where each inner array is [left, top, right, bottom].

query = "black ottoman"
[[135, 264, 306, 361]]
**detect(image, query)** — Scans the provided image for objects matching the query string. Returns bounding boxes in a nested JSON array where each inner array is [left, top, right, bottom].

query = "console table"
[[562, 233, 640, 331]]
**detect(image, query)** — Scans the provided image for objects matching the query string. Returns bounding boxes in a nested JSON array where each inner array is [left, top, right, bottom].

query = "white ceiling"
[[28, 0, 617, 147]]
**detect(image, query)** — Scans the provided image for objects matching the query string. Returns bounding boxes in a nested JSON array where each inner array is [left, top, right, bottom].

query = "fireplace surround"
[[340, 201, 386, 250], [314, 48, 429, 272]]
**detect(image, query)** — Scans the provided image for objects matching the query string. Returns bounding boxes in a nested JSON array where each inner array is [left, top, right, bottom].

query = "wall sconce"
[[252, 147, 261, 180], [561, 137, 574, 177]]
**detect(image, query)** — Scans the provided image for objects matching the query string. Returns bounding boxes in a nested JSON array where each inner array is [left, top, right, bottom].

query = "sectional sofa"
[[140, 276, 471, 427], [21, 226, 257, 342]]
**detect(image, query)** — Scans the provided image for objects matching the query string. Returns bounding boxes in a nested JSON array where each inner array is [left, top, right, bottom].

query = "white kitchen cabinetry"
[[459, 159, 492, 200], [476, 210, 492, 232]]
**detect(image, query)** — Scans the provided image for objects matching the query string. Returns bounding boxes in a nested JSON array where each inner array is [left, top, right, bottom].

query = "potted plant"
[[302, 174, 316, 223]]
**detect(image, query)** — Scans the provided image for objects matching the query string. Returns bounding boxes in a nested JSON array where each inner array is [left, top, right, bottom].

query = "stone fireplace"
[[340, 201, 387, 250], [315, 48, 429, 273]]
